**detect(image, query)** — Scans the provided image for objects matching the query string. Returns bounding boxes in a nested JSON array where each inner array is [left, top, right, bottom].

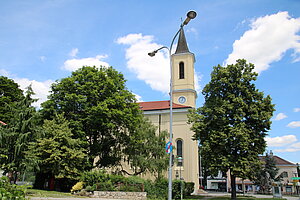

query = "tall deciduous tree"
[[40, 66, 142, 168], [188, 59, 275, 199], [0, 85, 38, 183]]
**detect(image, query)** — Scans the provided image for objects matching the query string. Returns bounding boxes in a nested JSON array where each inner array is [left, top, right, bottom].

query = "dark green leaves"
[[188, 59, 275, 181]]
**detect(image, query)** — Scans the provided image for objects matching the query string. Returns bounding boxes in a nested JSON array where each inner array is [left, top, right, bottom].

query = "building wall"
[[276, 165, 298, 194], [144, 108, 199, 192]]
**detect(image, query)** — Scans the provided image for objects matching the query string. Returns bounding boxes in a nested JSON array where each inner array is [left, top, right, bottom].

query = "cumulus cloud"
[[266, 135, 297, 147], [0, 69, 53, 108], [274, 148, 300, 153], [273, 113, 288, 121], [268, 135, 300, 153], [117, 33, 170, 93], [117, 33, 200, 94], [69, 48, 79, 57], [225, 11, 300, 73], [14, 78, 54, 108], [291, 142, 300, 148], [133, 93, 143, 102], [294, 108, 300, 112], [287, 121, 300, 128], [62, 54, 109, 72]]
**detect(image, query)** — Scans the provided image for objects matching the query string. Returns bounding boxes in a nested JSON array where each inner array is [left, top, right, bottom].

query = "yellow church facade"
[[139, 27, 199, 192]]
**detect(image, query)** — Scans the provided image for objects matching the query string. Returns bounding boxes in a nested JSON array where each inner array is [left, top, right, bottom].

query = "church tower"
[[137, 25, 199, 193], [171, 28, 197, 108]]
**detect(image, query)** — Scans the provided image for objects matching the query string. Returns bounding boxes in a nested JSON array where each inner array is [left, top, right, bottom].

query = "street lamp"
[[177, 156, 183, 200], [148, 10, 197, 200]]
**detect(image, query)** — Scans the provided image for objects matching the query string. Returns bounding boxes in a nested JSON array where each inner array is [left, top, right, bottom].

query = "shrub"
[[95, 180, 116, 191], [71, 181, 84, 193], [172, 179, 185, 199], [0, 176, 28, 200], [85, 185, 94, 192], [80, 170, 110, 187], [184, 182, 195, 197], [143, 178, 168, 199]]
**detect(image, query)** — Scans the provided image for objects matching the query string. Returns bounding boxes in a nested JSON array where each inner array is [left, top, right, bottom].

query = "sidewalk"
[[198, 191, 300, 200]]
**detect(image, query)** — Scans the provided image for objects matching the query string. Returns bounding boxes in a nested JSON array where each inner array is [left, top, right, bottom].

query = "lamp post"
[[148, 10, 197, 200], [177, 156, 183, 200]]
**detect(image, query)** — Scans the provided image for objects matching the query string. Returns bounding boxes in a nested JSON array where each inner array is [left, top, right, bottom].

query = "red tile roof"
[[138, 100, 191, 111], [259, 155, 296, 166]]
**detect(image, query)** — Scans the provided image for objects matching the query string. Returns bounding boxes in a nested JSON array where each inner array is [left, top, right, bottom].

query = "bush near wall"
[[78, 170, 194, 199]]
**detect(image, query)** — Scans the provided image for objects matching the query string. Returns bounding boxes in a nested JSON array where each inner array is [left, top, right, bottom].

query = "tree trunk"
[[230, 173, 237, 200]]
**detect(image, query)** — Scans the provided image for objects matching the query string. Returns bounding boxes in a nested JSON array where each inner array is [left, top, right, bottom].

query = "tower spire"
[[175, 27, 190, 54]]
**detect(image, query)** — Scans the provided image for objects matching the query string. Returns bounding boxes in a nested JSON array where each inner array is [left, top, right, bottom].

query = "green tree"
[[27, 114, 88, 189], [122, 117, 168, 178], [254, 153, 279, 194], [0, 76, 24, 124], [0, 86, 38, 183], [40, 66, 142, 168], [188, 59, 275, 199]]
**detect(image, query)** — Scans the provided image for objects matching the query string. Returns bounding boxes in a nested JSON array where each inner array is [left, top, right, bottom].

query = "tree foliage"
[[122, 117, 168, 178], [40, 66, 142, 168], [188, 59, 275, 199], [0, 76, 24, 124], [27, 114, 88, 180], [254, 153, 279, 194], [0, 85, 38, 183]]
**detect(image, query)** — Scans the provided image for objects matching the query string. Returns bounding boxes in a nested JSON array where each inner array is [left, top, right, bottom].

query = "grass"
[[26, 189, 79, 198]]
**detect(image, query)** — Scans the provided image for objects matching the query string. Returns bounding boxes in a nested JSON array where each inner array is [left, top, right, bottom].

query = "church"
[[138, 27, 199, 191]]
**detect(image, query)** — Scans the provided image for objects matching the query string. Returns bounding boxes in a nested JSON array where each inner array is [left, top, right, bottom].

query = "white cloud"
[[294, 108, 300, 112], [62, 54, 109, 72], [39, 56, 46, 62], [133, 93, 143, 102], [274, 148, 300, 153], [272, 140, 300, 153], [274, 113, 288, 121], [291, 142, 300, 148], [0, 69, 53, 108], [265, 135, 297, 147], [14, 78, 54, 108], [225, 11, 300, 73], [117, 33, 169, 93], [187, 27, 198, 37], [117, 33, 201, 94], [0, 69, 9, 77], [69, 48, 79, 57], [287, 121, 300, 128]]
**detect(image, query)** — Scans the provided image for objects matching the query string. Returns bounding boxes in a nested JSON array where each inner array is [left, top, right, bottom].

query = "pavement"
[[198, 191, 300, 200], [28, 191, 300, 200]]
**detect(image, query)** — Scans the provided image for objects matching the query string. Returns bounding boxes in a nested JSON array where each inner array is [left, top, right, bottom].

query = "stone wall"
[[92, 191, 147, 199]]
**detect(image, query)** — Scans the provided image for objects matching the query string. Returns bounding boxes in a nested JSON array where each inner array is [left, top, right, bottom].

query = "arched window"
[[176, 139, 183, 166], [282, 171, 288, 178], [179, 62, 184, 79]]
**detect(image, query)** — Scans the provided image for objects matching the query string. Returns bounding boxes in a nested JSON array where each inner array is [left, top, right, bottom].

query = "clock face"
[[178, 96, 186, 104]]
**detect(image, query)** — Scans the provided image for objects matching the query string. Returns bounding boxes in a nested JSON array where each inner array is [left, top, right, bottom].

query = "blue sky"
[[0, 0, 300, 164]]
